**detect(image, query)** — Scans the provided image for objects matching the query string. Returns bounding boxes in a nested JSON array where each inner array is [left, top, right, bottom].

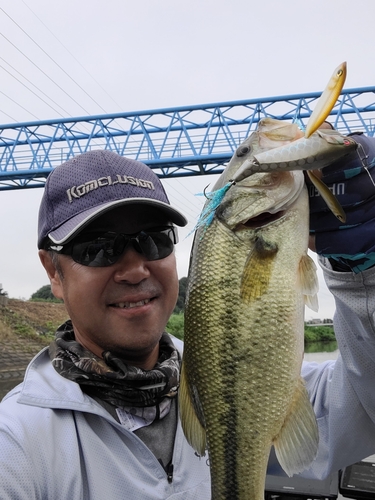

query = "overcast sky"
[[1, 0, 374, 321]]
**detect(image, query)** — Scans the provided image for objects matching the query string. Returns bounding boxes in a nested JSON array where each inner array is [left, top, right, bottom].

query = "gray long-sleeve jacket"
[[301, 258, 375, 477], [0, 336, 211, 499], [1, 260, 375, 498]]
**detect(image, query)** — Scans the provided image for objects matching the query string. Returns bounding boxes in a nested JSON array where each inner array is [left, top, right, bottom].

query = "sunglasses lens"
[[71, 234, 127, 267], [67, 228, 176, 267], [137, 230, 175, 261]]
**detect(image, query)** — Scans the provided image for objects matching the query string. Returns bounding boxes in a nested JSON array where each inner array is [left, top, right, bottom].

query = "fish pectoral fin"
[[273, 377, 319, 477], [298, 254, 319, 312], [304, 293, 319, 313], [179, 362, 207, 456], [240, 236, 278, 302], [306, 171, 346, 223]]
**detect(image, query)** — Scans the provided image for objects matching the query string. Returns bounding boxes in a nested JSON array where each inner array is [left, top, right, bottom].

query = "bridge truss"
[[1, 86, 375, 191]]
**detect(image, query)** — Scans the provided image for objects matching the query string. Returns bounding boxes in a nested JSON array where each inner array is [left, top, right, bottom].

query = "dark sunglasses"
[[48, 226, 178, 267]]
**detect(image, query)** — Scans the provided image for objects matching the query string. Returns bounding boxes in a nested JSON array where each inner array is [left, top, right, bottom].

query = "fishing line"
[[356, 143, 375, 188]]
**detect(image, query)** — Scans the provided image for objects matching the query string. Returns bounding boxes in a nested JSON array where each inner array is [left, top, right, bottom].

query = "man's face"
[[40, 205, 179, 369]]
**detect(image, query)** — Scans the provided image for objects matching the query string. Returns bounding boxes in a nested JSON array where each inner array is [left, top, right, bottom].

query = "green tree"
[[31, 284, 62, 302], [174, 277, 188, 313], [304, 325, 335, 343], [167, 313, 184, 340]]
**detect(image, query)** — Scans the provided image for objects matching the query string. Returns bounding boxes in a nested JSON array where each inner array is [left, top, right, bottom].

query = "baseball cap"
[[38, 150, 187, 249]]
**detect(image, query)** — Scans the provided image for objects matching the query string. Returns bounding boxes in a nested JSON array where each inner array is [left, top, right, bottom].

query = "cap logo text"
[[66, 174, 155, 202]]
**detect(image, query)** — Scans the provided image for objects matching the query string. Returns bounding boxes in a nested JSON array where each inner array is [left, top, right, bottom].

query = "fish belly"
[[184, 214, 304, 500]]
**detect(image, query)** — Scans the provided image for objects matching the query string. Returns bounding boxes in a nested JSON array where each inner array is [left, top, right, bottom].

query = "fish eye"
[[337, 69, 343, 76], [236, 145, 251, 157]]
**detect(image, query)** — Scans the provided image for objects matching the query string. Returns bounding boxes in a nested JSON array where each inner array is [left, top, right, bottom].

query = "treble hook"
[[203, 184, 211, 200]]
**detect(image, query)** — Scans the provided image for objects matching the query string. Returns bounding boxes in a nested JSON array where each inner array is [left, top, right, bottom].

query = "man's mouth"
[[112, 298, 152, 309]]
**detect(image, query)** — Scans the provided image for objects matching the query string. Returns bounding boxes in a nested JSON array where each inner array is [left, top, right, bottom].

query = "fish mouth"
[[239, 210, 286, 229]]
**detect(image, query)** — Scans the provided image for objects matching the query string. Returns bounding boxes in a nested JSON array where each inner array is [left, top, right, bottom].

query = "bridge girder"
[[1, 87, 374, 191]]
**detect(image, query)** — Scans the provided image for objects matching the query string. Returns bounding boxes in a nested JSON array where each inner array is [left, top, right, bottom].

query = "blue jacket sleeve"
[[309, 133, 375, 272]]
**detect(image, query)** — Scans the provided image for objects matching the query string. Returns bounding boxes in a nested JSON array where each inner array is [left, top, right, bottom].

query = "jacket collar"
[[10, 335, 184, 415], [13, 348, 105, 414]]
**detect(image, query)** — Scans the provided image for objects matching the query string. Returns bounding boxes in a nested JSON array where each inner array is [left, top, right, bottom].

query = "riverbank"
[[0, 299, 68, 399]]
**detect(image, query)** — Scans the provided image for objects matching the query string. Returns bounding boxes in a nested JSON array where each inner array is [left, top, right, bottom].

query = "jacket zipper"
[[166, 463, 174, 483]]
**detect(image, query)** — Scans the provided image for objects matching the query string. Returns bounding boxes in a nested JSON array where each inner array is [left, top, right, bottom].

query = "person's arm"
[[309, 132, 375, 272], [302, 264, 375, 478], [0, 393, 42, 499], [302, 133, 375, 478]]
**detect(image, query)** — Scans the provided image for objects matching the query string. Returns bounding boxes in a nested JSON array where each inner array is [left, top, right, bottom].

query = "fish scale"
[[182, 182, 315, 499]]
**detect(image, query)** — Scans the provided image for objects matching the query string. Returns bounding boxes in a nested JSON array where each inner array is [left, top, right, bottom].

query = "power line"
[[0, 31, 92, 116], [0, 6, 108, 114], [0, 108, 17, 123], [21, 0, 123, 111], [0, 58, 67, 118], [168, 180, 205, 219], [0, 88, 39, 120], [164, 178, 207, 229]]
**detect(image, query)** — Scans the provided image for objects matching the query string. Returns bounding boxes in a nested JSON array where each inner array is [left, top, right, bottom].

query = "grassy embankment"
[[0, 299, 68, 351], [0, 301, 335, 345]]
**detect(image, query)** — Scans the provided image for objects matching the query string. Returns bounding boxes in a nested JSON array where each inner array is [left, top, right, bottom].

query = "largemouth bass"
[[180, 120, 323, 500], [179, 61, 357, 498]]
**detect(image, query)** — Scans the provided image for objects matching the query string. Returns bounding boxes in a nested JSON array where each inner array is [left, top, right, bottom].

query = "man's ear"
[[38, 250, 64, 300]]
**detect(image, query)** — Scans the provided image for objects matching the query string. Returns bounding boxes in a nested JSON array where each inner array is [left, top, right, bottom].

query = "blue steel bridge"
[[1, 86, 375, 191]]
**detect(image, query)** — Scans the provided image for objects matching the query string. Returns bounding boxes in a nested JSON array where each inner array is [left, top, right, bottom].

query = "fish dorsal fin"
[[241, 236, 278, 302], [259, 123, 303, 143], [179, 362, 207, 456], [273, 377, 319, 476], [298, 254, 319, 312]]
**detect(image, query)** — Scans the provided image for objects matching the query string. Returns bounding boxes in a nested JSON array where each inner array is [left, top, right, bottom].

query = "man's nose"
[[112, 246, 151, 284]]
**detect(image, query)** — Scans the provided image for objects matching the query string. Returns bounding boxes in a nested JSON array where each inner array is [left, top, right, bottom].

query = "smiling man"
[[39, 153, 184, 371], [0, 151, 211, 499], [41, 204, 180, 370]]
